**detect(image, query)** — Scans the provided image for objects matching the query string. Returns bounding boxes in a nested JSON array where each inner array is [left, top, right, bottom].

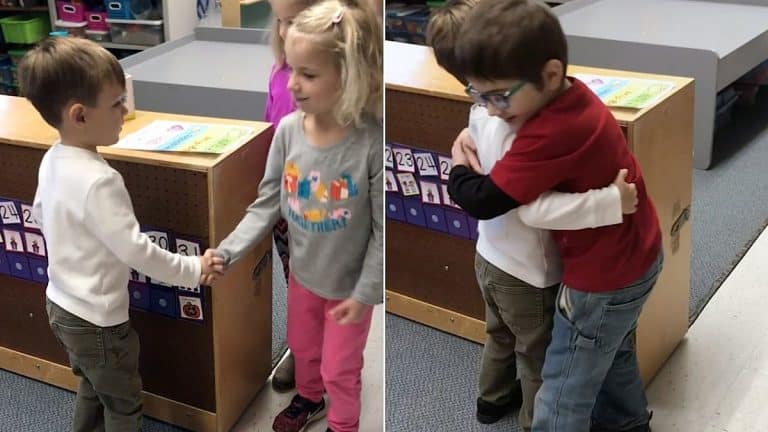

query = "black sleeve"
[[447, 165, 521, 220]]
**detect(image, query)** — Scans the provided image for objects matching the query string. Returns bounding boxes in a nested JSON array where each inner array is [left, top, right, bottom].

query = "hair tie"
[[331, 6, 346, 24]]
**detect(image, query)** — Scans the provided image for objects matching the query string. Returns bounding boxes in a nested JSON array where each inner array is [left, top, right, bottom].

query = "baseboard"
[[385, 290, 486, 344], [0, 346, 217, 431]]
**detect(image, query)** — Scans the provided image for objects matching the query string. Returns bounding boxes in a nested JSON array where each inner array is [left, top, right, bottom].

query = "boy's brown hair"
[[425, 0, 479, 85], [18, 37, 125, 128], [454, 0, 568, 88]]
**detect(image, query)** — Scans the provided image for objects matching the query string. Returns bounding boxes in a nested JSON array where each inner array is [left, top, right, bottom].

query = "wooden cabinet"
[[384, 41, 693, 384], [0, 96, 274, 431]]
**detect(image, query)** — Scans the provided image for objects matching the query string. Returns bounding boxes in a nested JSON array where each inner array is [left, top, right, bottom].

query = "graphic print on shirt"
[[283, 161, 357, 233]]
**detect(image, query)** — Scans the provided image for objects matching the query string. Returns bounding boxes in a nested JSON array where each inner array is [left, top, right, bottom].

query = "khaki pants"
[[46, 299, 143, 432], [474, 254, 557, 431]]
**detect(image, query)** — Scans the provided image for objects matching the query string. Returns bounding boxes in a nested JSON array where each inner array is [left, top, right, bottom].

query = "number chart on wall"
[[386, 143, 478, 240], [0, 197, 208, 324]]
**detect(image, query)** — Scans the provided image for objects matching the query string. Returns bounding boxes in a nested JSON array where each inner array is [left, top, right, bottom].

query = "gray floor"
[[386, 92, 768, 431], [689, 92, 768, 321]]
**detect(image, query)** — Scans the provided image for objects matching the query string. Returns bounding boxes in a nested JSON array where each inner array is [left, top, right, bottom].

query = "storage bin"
[[86, 29, 110, 42], [86, 10, 108, 31], [10, 66, 18, 87], [105, 0, 132, 19], [107, 18, 162, 45], [715, 86, 739, 131], [402, 9, 429, 36], [8, 49, 28, 67], [0, 64, 12, 87], [54, 19, 87, 37], [386, 4, 428, 32], [57, 1, 86, 22], [0, 14, 50, 44]]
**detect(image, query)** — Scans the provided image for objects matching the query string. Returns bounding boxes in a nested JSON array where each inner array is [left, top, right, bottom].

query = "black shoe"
[[271, 352, 296, 392], [476, 383, 523, 424]]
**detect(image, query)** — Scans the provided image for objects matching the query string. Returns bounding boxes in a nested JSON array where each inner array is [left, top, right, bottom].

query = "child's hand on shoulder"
[[199, 248, 226, 285], [328, 298, 371, 325], [613, 169, 638, 214]]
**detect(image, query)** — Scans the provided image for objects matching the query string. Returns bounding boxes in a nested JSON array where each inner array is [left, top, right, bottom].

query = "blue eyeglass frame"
[[464, 81, 527, 110]]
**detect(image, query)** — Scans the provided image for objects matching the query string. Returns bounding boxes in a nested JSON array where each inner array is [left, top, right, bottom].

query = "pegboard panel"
[[387, 221, 483, 319], [0, 144, 44, 201], [109, 160, 209, 240], [386, 89, 471, 153]]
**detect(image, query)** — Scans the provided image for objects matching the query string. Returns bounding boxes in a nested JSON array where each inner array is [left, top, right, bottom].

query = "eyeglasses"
[[464, 81, 527, 110]]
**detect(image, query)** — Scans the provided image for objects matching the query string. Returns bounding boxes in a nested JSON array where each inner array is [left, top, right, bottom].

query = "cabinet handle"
[[252, 251, 271, 279], [670, 207, 690, 237], [250, 251, 271, 296]]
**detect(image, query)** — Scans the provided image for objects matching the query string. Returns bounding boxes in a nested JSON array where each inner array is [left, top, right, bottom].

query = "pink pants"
[[287, 275, 373, 432]]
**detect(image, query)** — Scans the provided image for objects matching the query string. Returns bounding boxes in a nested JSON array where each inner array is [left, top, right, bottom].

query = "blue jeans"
[[531, 252, 663, 432]]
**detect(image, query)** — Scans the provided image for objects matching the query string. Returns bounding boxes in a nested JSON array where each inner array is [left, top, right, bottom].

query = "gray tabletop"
[[559, 0, 768, 58]]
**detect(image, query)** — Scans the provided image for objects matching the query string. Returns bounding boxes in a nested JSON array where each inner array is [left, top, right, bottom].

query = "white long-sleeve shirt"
[[33, 143, 201, 326], [470, 105, 622, 288]]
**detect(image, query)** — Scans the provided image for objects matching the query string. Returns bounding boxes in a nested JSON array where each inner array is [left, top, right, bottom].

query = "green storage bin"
[[0, 14, 51, 44], [8, 48, 29, 66]]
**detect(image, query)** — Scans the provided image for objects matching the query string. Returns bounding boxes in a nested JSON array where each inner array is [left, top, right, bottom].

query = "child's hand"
[[199, 248, 226, 285], [328, 298, 371, 325], [613, 169, 638, 214], [451, 136, 470, 168], [452, 128, 482, 173]]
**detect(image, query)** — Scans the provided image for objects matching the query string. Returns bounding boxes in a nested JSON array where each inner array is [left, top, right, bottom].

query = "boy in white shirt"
[[427, 6, 637, 430], [19, 37, 224, 432]]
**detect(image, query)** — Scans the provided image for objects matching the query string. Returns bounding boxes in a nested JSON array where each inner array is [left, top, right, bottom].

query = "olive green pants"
[[475, 253, 558, 431], [46, 299, 143, 432]]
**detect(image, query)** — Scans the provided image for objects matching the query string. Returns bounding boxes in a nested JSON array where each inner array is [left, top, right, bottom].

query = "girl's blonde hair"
[[270, 0, 318, 63], [289, 0, 383, 127]]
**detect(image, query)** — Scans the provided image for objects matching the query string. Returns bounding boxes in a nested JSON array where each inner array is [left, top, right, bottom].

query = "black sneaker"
[[476, 383, 523, 424], [272, 352, 296, 392], [272, 394, 326, 432]]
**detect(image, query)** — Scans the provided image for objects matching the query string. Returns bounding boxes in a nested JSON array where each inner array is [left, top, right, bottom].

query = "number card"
[[396, 173, 420, 196], [179, 295, 204, 321], [129, 268, 148, 284], [145, 229, 172, 286], [3, 229, 23, 252], [175, 237, 203, 294], [145, 230, 170, 250], [23, 232, 46, 257], [385, 171, 399, 192], [441, 184, 460, 209], [393, 148, 415, 173], [175, 238, 201, 257], [0, 201, 21, 225], [438, 156, 453, 181], [20, 204, 41, 231], [385, 145, 394, 169], [414, 152, 439, 177], [419, 181, 441, 205]]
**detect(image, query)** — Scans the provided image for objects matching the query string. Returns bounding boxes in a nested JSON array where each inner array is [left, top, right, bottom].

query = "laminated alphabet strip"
[[385, 143, 477, 240]]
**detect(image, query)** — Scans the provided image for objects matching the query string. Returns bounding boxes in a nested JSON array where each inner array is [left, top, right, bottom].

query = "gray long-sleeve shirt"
[[216, 112, 383, 305]]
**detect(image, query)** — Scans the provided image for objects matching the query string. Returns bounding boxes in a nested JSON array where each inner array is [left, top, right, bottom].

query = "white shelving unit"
[[46, 0, 198, 49]]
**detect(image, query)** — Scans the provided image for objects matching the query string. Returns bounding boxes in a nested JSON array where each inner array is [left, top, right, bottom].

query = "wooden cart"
[[0, 96, 274, 432]]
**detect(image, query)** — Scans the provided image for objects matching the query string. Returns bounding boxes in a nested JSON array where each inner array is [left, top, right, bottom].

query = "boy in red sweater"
[[446, 1, 663, 431]]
